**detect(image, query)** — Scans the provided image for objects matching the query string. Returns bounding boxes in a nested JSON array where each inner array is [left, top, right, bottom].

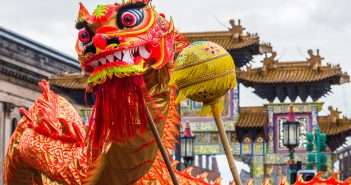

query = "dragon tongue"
[[134, 56, 145, 65]]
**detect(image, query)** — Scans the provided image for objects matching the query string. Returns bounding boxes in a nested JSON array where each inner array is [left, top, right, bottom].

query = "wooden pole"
[[145, 106, 179, 185], [211, 104, 242, 185]]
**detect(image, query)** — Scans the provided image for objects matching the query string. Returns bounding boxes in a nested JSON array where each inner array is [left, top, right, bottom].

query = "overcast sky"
[[1, 0, 351, 183]]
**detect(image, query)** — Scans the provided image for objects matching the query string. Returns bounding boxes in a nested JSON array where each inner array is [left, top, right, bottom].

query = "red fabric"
[[89, 76, 149, 148]]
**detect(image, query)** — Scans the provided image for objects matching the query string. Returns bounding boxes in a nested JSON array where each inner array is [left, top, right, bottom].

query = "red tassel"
[[89, 76, 151, 148]]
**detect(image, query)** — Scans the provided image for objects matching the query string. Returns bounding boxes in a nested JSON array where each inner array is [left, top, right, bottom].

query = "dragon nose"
[[92, 33, 109, 52]]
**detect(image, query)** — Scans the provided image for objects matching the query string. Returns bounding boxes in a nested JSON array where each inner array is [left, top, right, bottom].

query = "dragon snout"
[[92, 34, 121, 52]]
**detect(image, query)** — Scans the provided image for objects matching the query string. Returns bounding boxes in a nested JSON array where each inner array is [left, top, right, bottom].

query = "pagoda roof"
[[184, 31, 260, 51], [182, 19, 272, 68], [236, 106, 267, 128], [237, 50, 350, 102], [318, 106, 351, 151], [50, 72, 88, 90], [319, 110, 351, 136], [237, 60, 349, 84]]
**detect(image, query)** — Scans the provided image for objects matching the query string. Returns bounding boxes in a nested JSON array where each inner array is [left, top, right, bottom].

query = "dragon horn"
[[77, 2, 90, 22], [168, 16, 175, 33]]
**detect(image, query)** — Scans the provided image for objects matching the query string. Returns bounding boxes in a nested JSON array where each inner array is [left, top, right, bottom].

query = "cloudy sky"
[[1, 0, 351, 183]]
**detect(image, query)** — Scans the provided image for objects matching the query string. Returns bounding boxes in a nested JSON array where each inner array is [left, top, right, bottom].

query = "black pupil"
[[81, 32, 88, 39], [125, 15, 133, 23]]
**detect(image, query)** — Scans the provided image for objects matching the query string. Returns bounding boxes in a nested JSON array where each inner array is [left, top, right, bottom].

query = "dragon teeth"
[[114, 51, 122, 60], [139, 45, 151, 59], [123, 49, 134, 64], [107, 55, 114, 62], [90, 60, 98, 68], [99, 58, 107, 65], [89, 45, 151, 69]]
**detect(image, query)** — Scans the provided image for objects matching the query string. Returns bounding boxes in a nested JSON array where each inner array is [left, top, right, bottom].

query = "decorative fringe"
[[199, 98, 224, 117], [89, 76, 149, 148], [87, 57, 147, 92]]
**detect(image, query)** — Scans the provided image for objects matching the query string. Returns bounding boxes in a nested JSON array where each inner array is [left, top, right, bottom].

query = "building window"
[[11, 118, 17, 134]]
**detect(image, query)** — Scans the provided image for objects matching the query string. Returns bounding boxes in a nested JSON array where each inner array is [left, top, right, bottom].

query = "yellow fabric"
[[169, 41, 236, 116]]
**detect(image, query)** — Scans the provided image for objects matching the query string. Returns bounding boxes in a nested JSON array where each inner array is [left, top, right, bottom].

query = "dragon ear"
[[77, 2, 90, 22]]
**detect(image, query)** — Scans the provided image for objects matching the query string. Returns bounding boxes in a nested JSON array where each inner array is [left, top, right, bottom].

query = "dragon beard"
[[89, 75, 149, 148]]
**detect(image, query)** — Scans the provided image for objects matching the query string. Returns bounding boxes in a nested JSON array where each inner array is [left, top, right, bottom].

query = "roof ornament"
[[328, 106, 341, 125], [307, 49, 324, 70], [229, 19, 245, 41], [259, 42, 273, 54], [261, 51, 277, 75]]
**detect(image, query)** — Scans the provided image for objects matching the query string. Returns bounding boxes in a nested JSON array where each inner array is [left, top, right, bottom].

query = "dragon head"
[[75, 1, 188, 146], [75, 0, 177, 91]]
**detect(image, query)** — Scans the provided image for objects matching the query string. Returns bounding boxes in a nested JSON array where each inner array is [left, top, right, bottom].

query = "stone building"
[[0, 27, 81, 184]]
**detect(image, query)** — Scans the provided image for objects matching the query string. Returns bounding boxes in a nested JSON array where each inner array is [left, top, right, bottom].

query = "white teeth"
[[107, 55, 114, 62], [123, 49, 134, 64], [90, 60, 98, 68], [139, 45, 151, 59], [99, 58, 107, 65], [133, 47, 137, 53], [114, 51, 122, 60]]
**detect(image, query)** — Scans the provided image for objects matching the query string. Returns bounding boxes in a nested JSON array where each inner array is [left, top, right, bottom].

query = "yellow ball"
[[170, 41, 236, 107]]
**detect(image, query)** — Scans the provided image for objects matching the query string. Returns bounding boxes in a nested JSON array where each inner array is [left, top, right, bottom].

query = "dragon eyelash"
[[75, 21, 88, 30], [116, 2, 147, 14], [116, 2, 146, 29]]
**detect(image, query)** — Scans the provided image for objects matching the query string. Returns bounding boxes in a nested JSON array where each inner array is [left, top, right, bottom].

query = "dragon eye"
[[118, 9, 144, 28], [121, 12, 136, 27], [78, 29, 91, 44]]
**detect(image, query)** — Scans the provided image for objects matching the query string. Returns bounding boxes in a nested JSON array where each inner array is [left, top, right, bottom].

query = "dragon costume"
[[3, 1, 218, 184], [3, 1, 350, 185]]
